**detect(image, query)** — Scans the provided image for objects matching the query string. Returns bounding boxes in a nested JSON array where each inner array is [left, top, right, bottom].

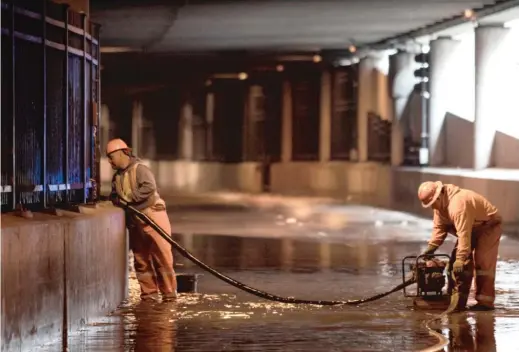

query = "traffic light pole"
[[414, 49, 430, 166]]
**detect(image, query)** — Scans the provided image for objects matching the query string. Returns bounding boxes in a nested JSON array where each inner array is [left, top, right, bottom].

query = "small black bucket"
[[176, 273, 202, 293]]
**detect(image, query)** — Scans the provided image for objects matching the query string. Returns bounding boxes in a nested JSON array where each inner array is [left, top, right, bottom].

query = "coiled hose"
[[124, 203, 453, 351]]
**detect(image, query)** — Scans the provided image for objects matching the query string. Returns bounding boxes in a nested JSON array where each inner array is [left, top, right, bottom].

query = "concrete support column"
[[474, 24, 511, 169], [428, 36, 462, 166], [100, 104, 110, 148], [389, 51, 416, 166], [53, 0, 89, 15], [357, 55, 390, 162], [319, 70, 332, 162], [179, 102, 194, 160], [281, 81, 293, 163], [357, 58, 375, 162], [205, 93, 215, 159], [244, 85, 264, 160], [131, 100, 142, 154], [243, 86, 253, 160]]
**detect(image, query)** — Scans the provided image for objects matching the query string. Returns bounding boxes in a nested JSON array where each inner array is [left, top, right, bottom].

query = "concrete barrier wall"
[[1, 204, 127, 351], [269, 162, 393, 207], [100, 158, 262, 194], [100, 157, 518, 230], [102, 158, 393, 206], [393, 167, 519, 226]]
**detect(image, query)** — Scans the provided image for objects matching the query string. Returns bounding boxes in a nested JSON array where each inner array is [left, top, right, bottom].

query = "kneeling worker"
[[417, 181, 502, 311], [107, 138, 177, 302]]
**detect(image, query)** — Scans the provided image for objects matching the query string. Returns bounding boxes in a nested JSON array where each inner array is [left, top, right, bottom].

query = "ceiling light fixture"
[[313, 55, 322, 63], [348, 45, 357, 53], [100, 46, 139, 53], [463, 9, 475, 19], [238, 72, 248, 80], [276, 64, 284, 72]]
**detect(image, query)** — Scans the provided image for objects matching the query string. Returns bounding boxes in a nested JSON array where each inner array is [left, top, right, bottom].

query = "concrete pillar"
[[243, 86, 252, 160], [281, 81, 293, 163], [319, 71, 332, 162], [389, 51, 416, 166], [100, 104, 110, 148], [131, 100, 142, 154], [179, 102, 194, 160], [205, 93, 215, 159], [474, 24, 511, 170], [428, 37, 462, 166], [244, 85, 264, 160], [53, 0, 89, 15], [357, 55, 390, 162], [357, 58, 375, 162]]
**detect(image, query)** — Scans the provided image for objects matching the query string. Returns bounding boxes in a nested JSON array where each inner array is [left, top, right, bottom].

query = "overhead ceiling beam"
[[365, 0, 519, 52]]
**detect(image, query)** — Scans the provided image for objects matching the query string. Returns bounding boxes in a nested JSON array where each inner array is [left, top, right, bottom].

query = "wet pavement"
[[42, 200, 519, 352]]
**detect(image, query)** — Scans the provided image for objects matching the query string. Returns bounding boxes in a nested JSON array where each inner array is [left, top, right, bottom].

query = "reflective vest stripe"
[[475, 294, 494, 302], [475, 270, 495, 277]]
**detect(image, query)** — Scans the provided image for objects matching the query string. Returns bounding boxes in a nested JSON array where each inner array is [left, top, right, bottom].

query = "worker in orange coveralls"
[[418, 181, 502, 311], [107, 138, 177, 302]]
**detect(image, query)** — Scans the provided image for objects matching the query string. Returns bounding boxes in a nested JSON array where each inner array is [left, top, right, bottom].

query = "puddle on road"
[[42, 208, 519, 352]]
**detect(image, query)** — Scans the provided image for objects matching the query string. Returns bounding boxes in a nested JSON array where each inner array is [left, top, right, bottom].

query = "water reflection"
[[171, 233, 413, 276], [44, 208, 519, 351], [443, 312, 498, 352], [131, 301, 178, 352]]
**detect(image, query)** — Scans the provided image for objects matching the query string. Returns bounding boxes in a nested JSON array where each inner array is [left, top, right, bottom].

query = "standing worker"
[[106, 138, 177, 302], [417, 181, 502, 311]]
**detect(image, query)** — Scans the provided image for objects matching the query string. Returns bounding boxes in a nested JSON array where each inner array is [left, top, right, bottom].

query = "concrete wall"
[[1, 204, 127, 351], [494, 131, 519, 169], [393, 167, 519, 226], [100, 157, 263, 194], [100, 158, 393, 207], [270, 162, 392, 207]]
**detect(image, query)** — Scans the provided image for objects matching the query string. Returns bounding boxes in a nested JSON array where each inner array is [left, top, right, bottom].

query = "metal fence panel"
[[68, 54, 86, 202], [46, 47, 66, 205], [1, 24, 14, 208], [15, 38, 44, 206], [0, 0, 100, 212]]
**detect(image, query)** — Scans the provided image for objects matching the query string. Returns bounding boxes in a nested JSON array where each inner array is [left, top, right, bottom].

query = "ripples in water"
[[42, 207, 519, 352]]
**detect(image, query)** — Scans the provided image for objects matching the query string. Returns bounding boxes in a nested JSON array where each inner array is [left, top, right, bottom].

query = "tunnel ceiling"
[[91, 0, 504, 53]]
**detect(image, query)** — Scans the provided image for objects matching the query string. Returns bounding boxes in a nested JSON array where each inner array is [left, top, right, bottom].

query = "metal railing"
[[0, 0, 101, 212]]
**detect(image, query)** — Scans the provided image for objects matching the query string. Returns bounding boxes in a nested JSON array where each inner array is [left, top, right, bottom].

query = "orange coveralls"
[[428, 184, 502, 309], [112, 158, 177, 301]]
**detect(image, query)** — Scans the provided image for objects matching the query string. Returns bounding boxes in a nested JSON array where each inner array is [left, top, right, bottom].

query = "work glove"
[[422, 244, 437, 256], [452, 260, 464, 274]]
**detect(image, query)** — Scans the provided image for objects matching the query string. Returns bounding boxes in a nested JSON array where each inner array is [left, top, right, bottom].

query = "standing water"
[[42, 202, 519, 351]]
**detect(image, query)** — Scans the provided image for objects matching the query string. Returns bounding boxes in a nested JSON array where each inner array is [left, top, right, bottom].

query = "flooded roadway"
[[43, 200, 519, 352]]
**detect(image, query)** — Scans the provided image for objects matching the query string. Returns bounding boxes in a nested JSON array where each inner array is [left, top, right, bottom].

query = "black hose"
[[124, 203, 415, 306]]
